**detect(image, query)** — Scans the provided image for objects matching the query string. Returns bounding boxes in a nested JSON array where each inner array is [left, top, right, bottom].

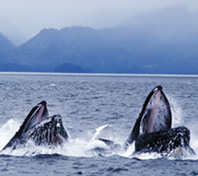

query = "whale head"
[[139, 85, 172, 135], [2, 101, 68, 150], [124, 86, 194, 155], [124, 86, 172, 148]]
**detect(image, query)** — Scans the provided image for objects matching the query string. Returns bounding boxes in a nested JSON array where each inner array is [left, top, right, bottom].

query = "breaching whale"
[[2, 101, 68, 151], [124, 85, 195, 155]]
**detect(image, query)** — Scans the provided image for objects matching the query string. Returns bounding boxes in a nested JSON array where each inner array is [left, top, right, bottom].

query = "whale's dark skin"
[[2, 101, 68, 151], [135, 126, 191, 153], [124, 86, 195, 155]]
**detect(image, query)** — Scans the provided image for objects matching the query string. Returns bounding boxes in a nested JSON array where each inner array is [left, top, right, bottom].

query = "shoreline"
[[0, 72, 198, 78]]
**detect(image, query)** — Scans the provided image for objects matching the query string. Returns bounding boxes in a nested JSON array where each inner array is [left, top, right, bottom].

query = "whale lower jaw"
[[135, 126, 195, 155]]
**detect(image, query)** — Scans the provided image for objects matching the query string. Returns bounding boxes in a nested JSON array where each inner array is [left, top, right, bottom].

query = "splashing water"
[[166, 95, 198, 159], [0, 119, 20, 151], [168, 96, 183, 127], [0, 121, 123, 157], [0, 120, 196, 160]]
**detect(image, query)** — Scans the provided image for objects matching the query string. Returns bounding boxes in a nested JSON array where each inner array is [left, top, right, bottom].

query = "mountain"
[[2, 27, 99, 72], [0, 33, 15, 57], [55, 63, 92, 73], [1, 7, 198, 74]]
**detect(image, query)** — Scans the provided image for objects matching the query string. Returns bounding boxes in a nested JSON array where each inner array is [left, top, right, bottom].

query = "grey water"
[[0, 73, 198, 176]]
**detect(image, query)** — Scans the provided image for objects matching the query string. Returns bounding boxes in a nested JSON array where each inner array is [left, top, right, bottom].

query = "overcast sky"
[[0, 0, 197, 44]]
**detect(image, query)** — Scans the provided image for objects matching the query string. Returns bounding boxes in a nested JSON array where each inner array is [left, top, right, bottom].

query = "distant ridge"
[[0, 7, 198, 74]]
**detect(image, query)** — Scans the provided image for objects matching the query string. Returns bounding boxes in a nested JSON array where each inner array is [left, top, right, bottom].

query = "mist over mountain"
[[0, 33, 15, 56], [1, 7, 198, 74], [0, 19, 27, 46]]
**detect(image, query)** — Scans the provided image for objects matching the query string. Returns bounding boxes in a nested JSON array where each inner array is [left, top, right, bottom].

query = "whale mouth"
[[124, 86, 172, 149], [124, 86, 194, 155], [22, 101, 49, 133], [139, 86, 172, 135]]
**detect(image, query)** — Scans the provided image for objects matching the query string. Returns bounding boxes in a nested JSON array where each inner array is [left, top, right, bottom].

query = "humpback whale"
[[2, 101, 68, 151], [124, 86, 194, 155]]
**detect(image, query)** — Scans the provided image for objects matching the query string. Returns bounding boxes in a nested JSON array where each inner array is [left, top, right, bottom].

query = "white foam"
[[168, 96, 183, 127], [132, 152, 162, 160], [0, 120, 196, 160], [0, 119, 20, 151], [121, 143, 135, 158]]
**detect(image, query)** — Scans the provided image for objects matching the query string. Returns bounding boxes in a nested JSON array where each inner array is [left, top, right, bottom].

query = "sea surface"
[[0, 73, 198, 176]]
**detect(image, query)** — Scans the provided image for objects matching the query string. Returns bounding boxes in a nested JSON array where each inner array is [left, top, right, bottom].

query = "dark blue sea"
[[0, 72, 198, 176]]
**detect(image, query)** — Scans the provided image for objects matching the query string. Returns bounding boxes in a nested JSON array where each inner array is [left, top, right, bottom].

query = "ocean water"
[[0, 73, 198, 175]]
